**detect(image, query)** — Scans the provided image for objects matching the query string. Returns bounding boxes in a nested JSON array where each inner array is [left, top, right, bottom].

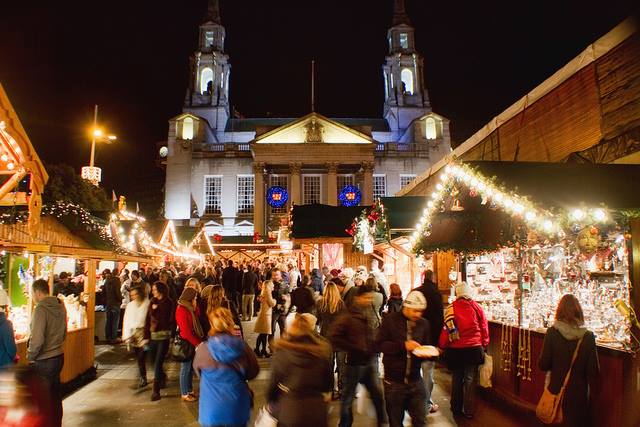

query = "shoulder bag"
[[171, 326, 195, 361], [535, 336, 584, 425]]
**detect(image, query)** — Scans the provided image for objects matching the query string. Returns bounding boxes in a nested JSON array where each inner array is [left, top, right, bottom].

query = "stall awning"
[[466, 161, 640, 210], [291, 204, 363, 239], [380, 197, 428, 235]]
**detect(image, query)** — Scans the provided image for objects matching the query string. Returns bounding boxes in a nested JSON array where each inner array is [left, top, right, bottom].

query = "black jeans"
[[451, 364, 478, 415], [149, 339, 169, 391], [339, 361, 385, 427], [383, 379, 426, 427], [134, 346, 147, 379], [105, 306, 120, 341], [34, 354, 64, 427], [269, 312, 287, 346]]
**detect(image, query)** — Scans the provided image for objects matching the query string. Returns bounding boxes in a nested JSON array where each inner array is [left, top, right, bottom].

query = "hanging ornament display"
[[266, 186, 289, 209], [339, 185, 362, 207], [577, 227, 600, 254], [469, 188, 478, 198], [451, 199, 465, 211]]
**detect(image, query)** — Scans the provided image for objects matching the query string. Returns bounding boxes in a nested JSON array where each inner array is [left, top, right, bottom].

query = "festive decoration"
[[253, 231, 263, 243], [351, 199, 389, 252], [577, 226, 600, 254], [214, 234, 223, 243], [338, 185, 362, 207], [266, 186, 288, 209]]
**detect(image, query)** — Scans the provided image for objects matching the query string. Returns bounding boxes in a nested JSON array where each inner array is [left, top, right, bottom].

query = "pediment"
[[170, 112, 204, 123], [255, 113, 372, 145]]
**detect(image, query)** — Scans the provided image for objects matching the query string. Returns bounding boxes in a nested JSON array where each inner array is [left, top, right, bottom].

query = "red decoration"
[[214, 234, 223, 243], [253, 232, 262, 243], [469, 188, 478, 198], [590, 226, 599, 236]]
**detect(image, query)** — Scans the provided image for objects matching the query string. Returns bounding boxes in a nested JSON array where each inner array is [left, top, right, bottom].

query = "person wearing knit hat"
[[439, 282, 489, 419], [375, 289, 433, 427], [176, 287, 204, 401]]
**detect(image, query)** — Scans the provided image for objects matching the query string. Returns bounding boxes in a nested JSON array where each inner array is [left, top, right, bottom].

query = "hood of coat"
[[276, 335, 332, 362], [311, 268, 322, 279], [208, 334, 246, 365], [553, 320, 587, 340], [38, 296, 66, 320]]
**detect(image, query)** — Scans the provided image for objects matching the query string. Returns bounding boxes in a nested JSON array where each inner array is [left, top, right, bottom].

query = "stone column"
[[289, 162, 302, 206], [362, 161, 374, 206], [253, 162, 266, 235], [326, 162, 338, 206]]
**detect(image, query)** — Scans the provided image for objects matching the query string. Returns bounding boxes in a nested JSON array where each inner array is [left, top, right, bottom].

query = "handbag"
[[536, 336, 583, 425], [254, 405, 277, 427], [479, 353, 493, 388], [171, 326, 195, 362]]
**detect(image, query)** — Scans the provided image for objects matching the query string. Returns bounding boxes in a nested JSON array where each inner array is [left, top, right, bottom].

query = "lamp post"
[[82, 105, 116, 186]]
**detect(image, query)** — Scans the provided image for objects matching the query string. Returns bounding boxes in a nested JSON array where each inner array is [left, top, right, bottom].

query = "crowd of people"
[[2, 255, 600, 427]]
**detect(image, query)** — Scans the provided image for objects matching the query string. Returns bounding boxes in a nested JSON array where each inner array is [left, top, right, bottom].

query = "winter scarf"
[[178, 288, 204, 339], [444, 303, 459, 342]]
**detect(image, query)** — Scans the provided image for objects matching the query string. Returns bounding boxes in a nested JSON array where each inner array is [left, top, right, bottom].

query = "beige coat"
[[254, 283, 276, 334]]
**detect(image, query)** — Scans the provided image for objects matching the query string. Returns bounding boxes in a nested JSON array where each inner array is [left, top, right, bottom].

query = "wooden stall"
[[405, 161, 640, 426]]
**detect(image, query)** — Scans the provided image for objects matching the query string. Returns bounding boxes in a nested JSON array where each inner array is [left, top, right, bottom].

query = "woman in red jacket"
[[176, 287, 204, 401], [439, 282, 489, 419]]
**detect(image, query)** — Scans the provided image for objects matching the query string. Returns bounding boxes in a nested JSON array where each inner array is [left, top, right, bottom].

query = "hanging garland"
[[339, 185, 362, 207], [266, 186, 288, 209]]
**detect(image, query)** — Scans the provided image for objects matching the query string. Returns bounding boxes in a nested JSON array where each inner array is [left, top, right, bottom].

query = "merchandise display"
[[471, 230, 631, 349], [8, 305, 29, 342], [62, 294, 88, 331]]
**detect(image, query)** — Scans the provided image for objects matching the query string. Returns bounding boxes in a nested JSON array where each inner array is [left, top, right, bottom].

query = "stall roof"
[[380, 197, 428, 234], [291, 204, 363, 239], [467, 161, 640, 210]]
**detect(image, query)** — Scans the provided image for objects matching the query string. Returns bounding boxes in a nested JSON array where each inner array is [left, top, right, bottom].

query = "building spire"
[[204, 0, 221, 24], [392, 0, 411, 26]]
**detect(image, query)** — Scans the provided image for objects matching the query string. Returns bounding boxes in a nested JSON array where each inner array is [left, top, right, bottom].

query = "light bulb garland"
[[410, 162, 613, 255]]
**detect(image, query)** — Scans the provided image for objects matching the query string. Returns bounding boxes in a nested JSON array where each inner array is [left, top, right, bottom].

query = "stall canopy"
[[412, 161, 640, 253], [379, 197, 428, 237], [291, 204, 363, 239], [465, 161, 640, 209]]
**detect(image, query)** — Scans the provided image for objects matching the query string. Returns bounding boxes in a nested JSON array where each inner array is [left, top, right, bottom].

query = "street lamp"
[[82, 105, 116, 186]]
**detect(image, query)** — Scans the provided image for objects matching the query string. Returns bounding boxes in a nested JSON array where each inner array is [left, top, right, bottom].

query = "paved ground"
[[63, 318, 538, 426]]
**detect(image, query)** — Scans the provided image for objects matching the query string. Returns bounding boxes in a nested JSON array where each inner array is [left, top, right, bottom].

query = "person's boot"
[[254, 348, 262, 358], [159, 373, 167, 389], [151, 381, 161, 401], [261, 350, 271, 358], [138, 376, 148, 389]]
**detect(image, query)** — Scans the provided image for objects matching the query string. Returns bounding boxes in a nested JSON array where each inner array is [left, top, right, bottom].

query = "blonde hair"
[[318, 282, 344, 314], [208, 307, 235, 335], [261, 280, 273, 298], [185, 277, 201, 292]]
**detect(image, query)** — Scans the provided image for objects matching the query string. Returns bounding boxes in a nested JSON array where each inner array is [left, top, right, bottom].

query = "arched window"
[[401, 68, 414, 95], [200, 68, 213, 94], [425, 117, 437, 140], [182, 117, 194, 140]]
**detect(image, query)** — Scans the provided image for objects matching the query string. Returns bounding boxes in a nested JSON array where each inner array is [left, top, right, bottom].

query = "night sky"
[[0, 0, 637, 215]]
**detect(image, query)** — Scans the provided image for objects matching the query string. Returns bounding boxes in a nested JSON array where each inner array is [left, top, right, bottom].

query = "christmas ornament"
[[338, 185, 362, 207], [266, 186, 288, 208]]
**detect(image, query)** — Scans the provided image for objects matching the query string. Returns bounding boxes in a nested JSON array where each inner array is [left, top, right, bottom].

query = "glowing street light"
[[83, 105, 117, 186]]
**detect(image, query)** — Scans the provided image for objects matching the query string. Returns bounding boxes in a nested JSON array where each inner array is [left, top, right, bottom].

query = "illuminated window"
[[401, 69, 414, 95], [182, 117, 194, 140], [237, 175, 255, 214], [383, 71, 389, 99], [205, 31, 214, 48], [337, 174, 354, 199], [400, 174, 417, 189], [200, 67, 213, 94], [425, 117, 437, 140], [303, 175, 321, 204], [204, 176, 222, 215], [400, 33, 408, 49], [221, 72, 225, 88], [373, 175, 386, 199], [270, 175, 288, 214], [390, 73, 394, 88]]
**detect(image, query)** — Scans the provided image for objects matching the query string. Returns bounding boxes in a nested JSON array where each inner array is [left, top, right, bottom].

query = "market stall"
[[291, 204, 371, 272], [408, 161, 640, 427]]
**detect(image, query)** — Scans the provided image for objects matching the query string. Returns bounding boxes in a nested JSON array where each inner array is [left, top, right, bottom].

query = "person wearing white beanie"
[[375, 290, 434, 427], [439, 281, 489, 419]]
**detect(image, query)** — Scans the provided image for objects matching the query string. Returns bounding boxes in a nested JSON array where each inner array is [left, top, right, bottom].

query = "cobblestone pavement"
[[63, 318, 537, 426]]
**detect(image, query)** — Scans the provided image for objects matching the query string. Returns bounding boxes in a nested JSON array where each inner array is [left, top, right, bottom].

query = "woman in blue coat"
[[193, 306, 259, 427], [0, 288, 17, 368]]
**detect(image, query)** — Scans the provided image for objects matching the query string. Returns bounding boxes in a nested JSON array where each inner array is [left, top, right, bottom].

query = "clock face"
[[159, 146, 168, 158]]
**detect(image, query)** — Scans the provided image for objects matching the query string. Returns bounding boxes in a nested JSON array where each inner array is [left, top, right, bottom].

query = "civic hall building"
[[163, 0, 452, 237]]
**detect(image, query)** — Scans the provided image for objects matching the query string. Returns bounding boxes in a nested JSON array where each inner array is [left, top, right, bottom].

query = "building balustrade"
[[374, 142, 434, 157], [192, 142, 253, 157]]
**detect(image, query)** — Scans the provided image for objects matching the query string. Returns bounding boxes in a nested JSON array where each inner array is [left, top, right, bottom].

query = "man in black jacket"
[[329, 286, 385, 427], [221, 260, 239, 310], [375, 290, 432, 427], [241, 266, 258, 321], [103, 269, 122, 344], [414, 269, 444, 413]]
